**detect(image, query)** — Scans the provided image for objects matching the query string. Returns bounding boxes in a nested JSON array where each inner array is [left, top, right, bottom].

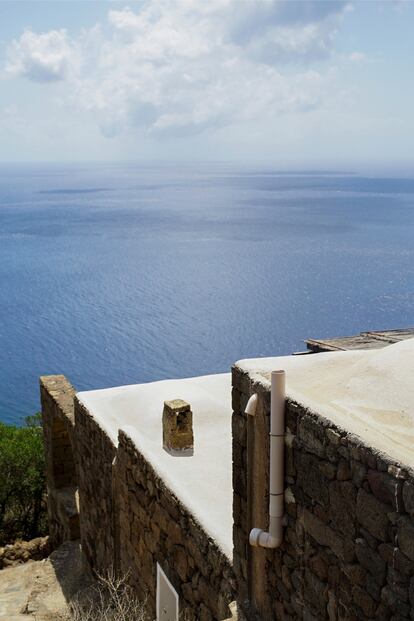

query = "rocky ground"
[[0, 541, 91, 621], [0, 536, 50, 569], [0, 538, 242, 621]]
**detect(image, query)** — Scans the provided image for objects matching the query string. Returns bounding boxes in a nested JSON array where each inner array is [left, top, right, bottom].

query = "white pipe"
[[249, 370, 286, 549]]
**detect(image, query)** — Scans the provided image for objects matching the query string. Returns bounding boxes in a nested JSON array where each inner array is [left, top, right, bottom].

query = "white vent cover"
[[156, 563, 179, 621]]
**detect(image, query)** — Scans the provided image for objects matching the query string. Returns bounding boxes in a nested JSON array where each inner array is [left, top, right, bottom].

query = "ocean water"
[[0, 163, 413, 425]]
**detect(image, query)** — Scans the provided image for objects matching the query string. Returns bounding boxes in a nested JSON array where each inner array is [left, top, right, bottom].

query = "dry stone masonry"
[[116, 430, 234, 619], [74, 397, 117, 572], [162, 398, 194, 456], [232, 364, 414, 620], [41, 378, 234, 620], [40, 345, 414, 621], [40, 375, 79, 548]]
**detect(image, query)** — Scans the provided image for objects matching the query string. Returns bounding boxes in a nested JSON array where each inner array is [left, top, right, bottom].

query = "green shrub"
[[0, 413, 47, 545]]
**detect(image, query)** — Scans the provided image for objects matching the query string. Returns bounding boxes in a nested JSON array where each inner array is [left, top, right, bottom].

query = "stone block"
[[403, 481, 414, 515], [342, 563, 366, 586], [351, 461, 366, 487], [409, 575, 414, 609], [304, 569, 328, 613], [367, 470, 402, 510], [366, 574, 382, 601], [296, 452, 329, 507], [356, 489, 390, 541], [352, 584, 376, 617], [163, 399, 194, 455], [326, 429, 341, 447], [398, 517, 414, 561], [381, 585, 411, 617], [327, 590, 337, 621], [330, 481, 356, 537], [378, 543, 414, 577], [337, 459, 351, 481], [355, 538, 386, 582], [309, 552, 328, 581], [302, 508, 355, 562], [297, 416, 326, 458]]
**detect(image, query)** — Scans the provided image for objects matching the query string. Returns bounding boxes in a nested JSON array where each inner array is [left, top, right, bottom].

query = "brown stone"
[[398, 517, 414, 561], [381, 585, 411, 616], [296, 452, 329, 506], [327, 590, 337, 621], [337, 459, 351, 481], [355, 538, 386, 582], [302, 508, 355, 562], [356, 489, 390, 541], [352, 584, 376, 617], [403, 481, 414, 515], [297, 416, 326, 458], [378, 543, 414, 577], [351, 461, 367, 487], [304, 569, 328, 613], [163, 399, 194, 455], [367, 470, 401, 510], [342, 564, 365, 586], [330, 481, 356, 537]]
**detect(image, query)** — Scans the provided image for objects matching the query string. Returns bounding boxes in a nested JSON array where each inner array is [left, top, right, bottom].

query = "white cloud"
[[6, 29, 74, 82], [349, 51, 367, 63], [5, 1, 349, 136]]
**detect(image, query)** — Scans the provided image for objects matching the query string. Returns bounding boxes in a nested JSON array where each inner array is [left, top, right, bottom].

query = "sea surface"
[[1, 163, 413, 425]]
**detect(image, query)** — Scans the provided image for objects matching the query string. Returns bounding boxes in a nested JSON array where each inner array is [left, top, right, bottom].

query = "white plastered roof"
[[77, 373, 233, 558], [237, 337, 414, 469]]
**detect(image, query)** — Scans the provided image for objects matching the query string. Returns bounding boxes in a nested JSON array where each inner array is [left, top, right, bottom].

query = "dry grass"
[[60, 568, 149, 621]]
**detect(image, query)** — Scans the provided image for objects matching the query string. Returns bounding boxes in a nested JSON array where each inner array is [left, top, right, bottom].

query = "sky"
[[0, 0, 413, 168]]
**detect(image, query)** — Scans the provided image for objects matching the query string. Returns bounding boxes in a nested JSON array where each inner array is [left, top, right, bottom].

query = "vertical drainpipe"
[[246, 370, 286, 549]]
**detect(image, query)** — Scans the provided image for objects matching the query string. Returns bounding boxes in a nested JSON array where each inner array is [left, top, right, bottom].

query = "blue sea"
[[1, 163, 413, 425]]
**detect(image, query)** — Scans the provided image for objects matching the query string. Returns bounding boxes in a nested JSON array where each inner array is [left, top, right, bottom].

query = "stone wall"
[[232, 365, 414, 621], [42, 367, 414, 621], [40, 375, 79, 548], [41, 375, 235, 619], [116, 430, 235, 621], [74, 398, 116, 573]]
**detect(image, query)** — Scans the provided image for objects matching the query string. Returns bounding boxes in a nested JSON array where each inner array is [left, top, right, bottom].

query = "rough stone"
[[330, 481, 357, 537], [378, 543, 414, 577], [356, 489, 390, 541], [351, 461, 367, 487], [337, 460, 351, 481], [366, 574, 382, 601], [327, 590, 337, 621], [302, 509, 355, 562], [296, 452, 329, 506], [0, 537, 50, 569], [367, 470, 402, 510], [403, 481, 414, 515], [352, 584, 376, 617], [398, 517, 414, 561], [355, 538, 386, 582], [162, 399, 194, 455], [297, 416, 326, 458], [381, 586, 411, 617]]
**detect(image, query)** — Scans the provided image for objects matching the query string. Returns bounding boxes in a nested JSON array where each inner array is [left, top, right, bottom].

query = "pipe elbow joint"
[[245, 393, 258, 416], [249, 527, 282, 549]]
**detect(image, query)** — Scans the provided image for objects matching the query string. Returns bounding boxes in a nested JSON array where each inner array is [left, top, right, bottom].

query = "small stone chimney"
[[162, 399, 194, 456]]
